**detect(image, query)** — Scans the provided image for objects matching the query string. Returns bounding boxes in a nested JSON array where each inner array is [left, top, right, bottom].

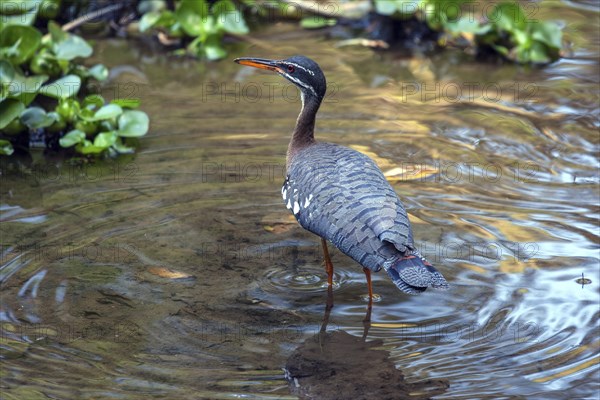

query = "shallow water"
[[1, 3, 599, 399]]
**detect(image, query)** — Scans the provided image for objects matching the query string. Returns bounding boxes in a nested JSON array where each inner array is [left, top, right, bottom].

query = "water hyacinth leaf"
[[59, 129, 85, 147], [118, 110, 149, 137], [83, 94, 104, 110], [93, 104, 123, 121], [139, 10, 162, 32], [153, 10, 177, 30], [176, 0, 208, 36], [528, 41, 551, 64], [53, 34, 93, 60], [214, 0, 248, 34], [204, 34, 227, 60], [1, 61, 48, 96], [1, 0, 40, 26], [513, 29, 530, 47], [2, 67, 47, 105], [111, 98, 141, 109], [493, 2, 527, 32], [205, 42, 227, 60], [48, 20, 67, 42], [374, 0, 398, 16], [39, 0, 60, 19], [445, 17, 491, 35], [0, 139, 14, 155], [492, 44, 509, 57], [0, 0, 37, 14], [0, 98, 25, 129], [112, 137, 135, 154], [531, 22, 562, 50], [20, 106, 55, 128], [93, 131, 117, 148], [39, 74, 81, 99], [76, 139, 105, 154], [138, 0, 167, 14], [88, 64, 108, 81], [0, 60, 15, 85], [0, 25, 42, 64]]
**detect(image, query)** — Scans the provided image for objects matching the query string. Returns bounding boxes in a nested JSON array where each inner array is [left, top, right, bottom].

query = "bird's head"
[[234, 55, 327, 103]]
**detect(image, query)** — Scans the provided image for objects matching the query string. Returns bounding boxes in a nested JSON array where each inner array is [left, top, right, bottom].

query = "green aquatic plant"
[[309, 0, 562, 64], [138, 0, 249, 60], [0, 16, 149, 156], [475, 2, 562, 64]]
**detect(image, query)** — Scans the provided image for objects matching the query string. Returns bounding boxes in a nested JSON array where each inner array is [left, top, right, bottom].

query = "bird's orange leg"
[[363, 267, 373, 301], [321, 238, 334, 286], [362, 267, 373, 328]]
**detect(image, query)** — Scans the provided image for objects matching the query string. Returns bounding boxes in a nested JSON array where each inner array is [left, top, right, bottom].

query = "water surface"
[[1, 3, 599, 399]]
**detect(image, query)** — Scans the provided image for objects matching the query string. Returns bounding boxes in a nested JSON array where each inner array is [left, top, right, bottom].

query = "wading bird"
[[234, 55, 448, 301]]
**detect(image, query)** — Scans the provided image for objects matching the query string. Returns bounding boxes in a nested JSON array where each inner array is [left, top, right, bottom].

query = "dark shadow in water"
[[285, 289, 449, 400]]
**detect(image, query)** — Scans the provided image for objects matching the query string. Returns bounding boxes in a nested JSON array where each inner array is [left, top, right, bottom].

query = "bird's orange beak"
[[234, 57, 283, 73]]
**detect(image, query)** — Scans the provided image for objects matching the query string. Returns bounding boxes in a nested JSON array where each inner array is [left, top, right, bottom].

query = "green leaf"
[[39, 74, 81, 99], [139, 10, 162, 32], [445, 17, 491, 35], [0, 139, 14, 156], [118, 110, 149, 137], [204, 34, 226, 60], [112, 137, 135, 154], [214, 0, 248, 34], [1, 0, 40, 26], [1, 60, 47, 101], [374, 0, 398, 16], [20, 106, 55, 128], [88, 64, 108, 81], [0, 98, 25, 129], [152, 10, 177, 29], [300, 16, 336, 29], [513, 28, 530, 47], [83, 94, 105, 110], [491, 44, 509, 57], [138, 0, 167, 14], [0, 60, 15, 85], [93, 131, 117, 148], [176, 0, 208, 36], [528, 41, 551, 64], [39, 0, 60, 19], [1, 0, 40, 15], [530, 21, 562, 50], [53, 33, 93, 60], [59, 129, 85, 147], [0, 25, 42, 64], [111, 98, 141, 109], [93, 104, 123, 121], [48, 20, 67, 42], [75, 139, 105, 154], [493, 2, 527, 32]]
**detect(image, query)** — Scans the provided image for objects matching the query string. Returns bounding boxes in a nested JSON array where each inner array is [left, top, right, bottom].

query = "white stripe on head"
[[285, 74, 318, 99], [283, 62, 315, 76]]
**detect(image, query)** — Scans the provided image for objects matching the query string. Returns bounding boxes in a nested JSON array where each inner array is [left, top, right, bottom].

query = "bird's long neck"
[[287, 92, 321, 167]]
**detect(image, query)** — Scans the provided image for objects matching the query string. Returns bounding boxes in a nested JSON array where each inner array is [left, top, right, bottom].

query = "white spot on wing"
[[293, 201, 300, 214]]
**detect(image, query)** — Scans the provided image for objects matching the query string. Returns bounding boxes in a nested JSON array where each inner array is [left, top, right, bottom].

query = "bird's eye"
[[287, 65, 295, 73]]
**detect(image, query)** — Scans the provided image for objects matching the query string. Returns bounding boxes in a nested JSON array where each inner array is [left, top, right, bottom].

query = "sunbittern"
[[234, 55, 448, 301]]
